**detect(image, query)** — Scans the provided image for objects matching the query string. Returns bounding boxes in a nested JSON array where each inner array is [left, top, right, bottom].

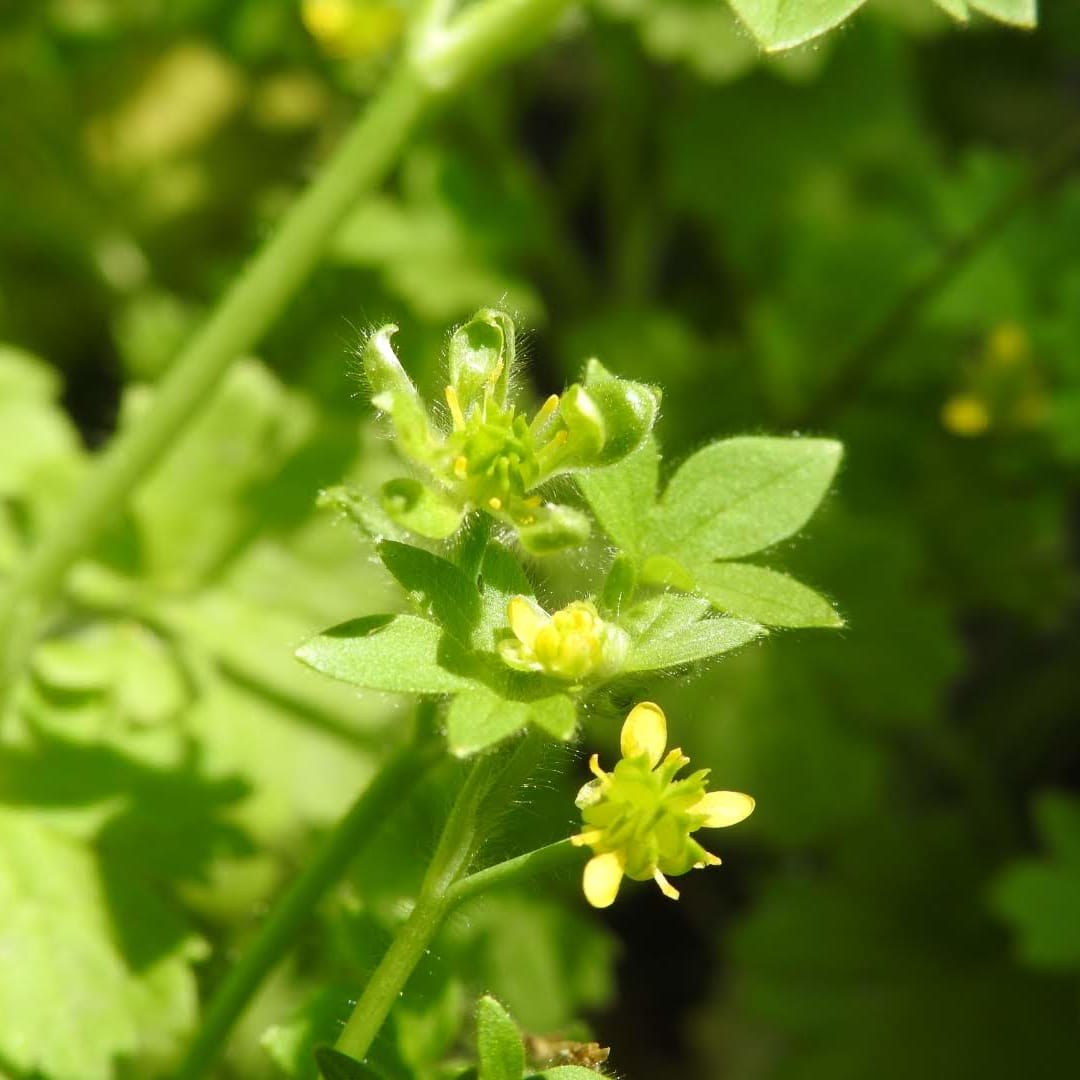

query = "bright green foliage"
[[314, 1047, 387, 1079], [991, 793, 1080, 971], [691, 561, 843, 628], [476, 996, 526, 1080], [727, 0, 1036, 49]]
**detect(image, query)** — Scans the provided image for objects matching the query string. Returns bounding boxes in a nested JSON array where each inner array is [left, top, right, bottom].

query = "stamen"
[[652, 868, 680, 900], [444, 385, 466, 430], [570, 829, 603, 848], [488, 496, 503, 510], [453, 455, 468, 479]]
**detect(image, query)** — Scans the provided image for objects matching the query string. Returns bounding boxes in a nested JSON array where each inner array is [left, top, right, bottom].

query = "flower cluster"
[[362, 309, 660, 554], [498, 596, 629, 682], [573, 703, 754, 907]]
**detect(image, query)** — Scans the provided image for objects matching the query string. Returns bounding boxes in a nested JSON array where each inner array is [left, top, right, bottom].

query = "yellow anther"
[[942, 394, 990, 437], [488, 496, 503, 511], [444, 385, 466, 430], [453, 455, 468, 479], [523, 495, 542, 509], [570, 829, 604, 848], [537, 394, 559, 422]]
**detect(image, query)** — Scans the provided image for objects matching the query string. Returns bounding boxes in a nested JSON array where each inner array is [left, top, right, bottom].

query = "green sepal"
[[556, 384, 607, 465], [448, 309, 515, 416], [296, 614, 479, 695], [517, 505, 591, 555], [380, 478, 465, 539], [446, 686, 532, 756], [361, 325, 432, 460], [475, 996, 525, 1080], [692, 561, 844, 629], [580, 358, 660, 465], [639, 554, 695, 591], [317, 485, 407, 542], [314, 1046, 388, 1079]]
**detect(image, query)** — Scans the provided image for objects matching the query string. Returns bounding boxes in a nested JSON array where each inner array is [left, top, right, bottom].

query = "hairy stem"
[[334, 730, 547, 1062], [175, 718, 442, 1080]]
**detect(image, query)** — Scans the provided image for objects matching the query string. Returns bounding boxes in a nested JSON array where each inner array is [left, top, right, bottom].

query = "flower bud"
[[447, 308, 516, 417], [515, 504, 591, 555], [580, 359, 660, 465], [362, 325, 432, 460]]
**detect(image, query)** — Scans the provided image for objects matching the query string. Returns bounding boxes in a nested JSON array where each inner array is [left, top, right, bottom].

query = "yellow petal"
[[692, 790, 755, 828], [653, 868, 680, 900], [507, 596, 547, 650], [570, 829, 603, 848], [620, 702, 667, 768], [583, 852, 624, 908]]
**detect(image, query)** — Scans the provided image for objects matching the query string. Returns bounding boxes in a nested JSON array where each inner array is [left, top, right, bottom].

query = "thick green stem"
[[334, 730, 547, 1063], [175, 725, 441, 1080], [0, 0, 576, 685]]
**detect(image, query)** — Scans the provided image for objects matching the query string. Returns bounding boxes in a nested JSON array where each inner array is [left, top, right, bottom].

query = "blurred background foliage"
[[2, 0, 1080, 1077]]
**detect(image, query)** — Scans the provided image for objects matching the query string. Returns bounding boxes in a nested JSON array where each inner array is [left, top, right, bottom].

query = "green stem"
[[334, 730, 548, 1062], [446, 837, 579, 908], [0, 0, 576, 687], [175, 721, 442, 1080]]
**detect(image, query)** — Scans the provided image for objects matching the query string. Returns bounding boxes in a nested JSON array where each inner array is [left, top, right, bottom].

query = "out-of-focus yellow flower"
[[942, 393, 991, 437], [301, 0, 404, 59], [986, 321, 1029, 367], [498, 597, 629, 682], [572, 703, 754, 908]]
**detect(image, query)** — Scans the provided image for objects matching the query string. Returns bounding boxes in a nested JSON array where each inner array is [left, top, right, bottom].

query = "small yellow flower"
[[572, 703, 754, 908], [941, 393, 991, 437], [498, 597, 629, 682]]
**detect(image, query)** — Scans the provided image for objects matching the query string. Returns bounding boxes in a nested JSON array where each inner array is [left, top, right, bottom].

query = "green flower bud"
[[379, 478, 464, 539], [447, 308, 516, 417], [515, 503, 591, 555], [580, 358, 660, 465]]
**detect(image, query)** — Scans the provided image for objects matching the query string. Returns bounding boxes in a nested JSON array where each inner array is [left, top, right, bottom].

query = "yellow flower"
[[498, 597, 629, 682], [572, 703, 754, 908]]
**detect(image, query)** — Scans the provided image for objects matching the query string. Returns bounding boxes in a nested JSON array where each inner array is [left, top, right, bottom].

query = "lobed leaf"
[[726, 0, 868, 52], [378, 540, 481, 642], [446, 686, 532, 756], [575, 437, 659, 555]]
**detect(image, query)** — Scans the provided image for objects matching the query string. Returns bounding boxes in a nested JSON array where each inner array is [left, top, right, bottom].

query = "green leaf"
[[651, 437, 841, 562], [527, 693, 578, 741], [446, 686, 532, 756], [990, 793, 1080, 972], [969, 0, 1037, 27], [378, 540, 481, 642], [692, 562, 843, 628], [296, 614, 479, 694], [381, 478, 466, 540], [474, 542, 536, 651], [932, 0, 970, 18], [576, 437, 659, 555], [726, 0, 868, 51], [0, 808, 201, 1080], [476, 996, 525, 1080], [315, 1046, 388, 1080], [622, 594, 764, 672]]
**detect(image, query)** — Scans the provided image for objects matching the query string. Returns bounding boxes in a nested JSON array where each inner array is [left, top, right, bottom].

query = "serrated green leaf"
[[473, 542, 536, 651], [315, 1045, 388, 1080], [726, 0, 868, 51], [378, 540, 481, 642], [970, 0, 1036, 27], [932, 0, 970, 19], [527, 693, 578, 740], [622, 593, 764, 672], [576, 437, 659, 555], [476, 996, 525, 1080], [446, 686, 532, 756], [651, 437, 841, 562], [296, 614, 479, 694], [692, 561, 843, 628]]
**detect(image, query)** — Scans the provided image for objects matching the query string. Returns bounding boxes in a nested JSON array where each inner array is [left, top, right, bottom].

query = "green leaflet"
[[575, 437, 659, 556], [691, 561, 843, 629], [651, 437, 842, 562], [476, 997, 526, 1080], [296, 614, 479, 695], [934, 0, 1037, 25], [378, 540, 482, 643], [446, 686, 532, 756], [621, 593, 765, 672], [526, 693, 578, 741], [725, 0, 867, 51]]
